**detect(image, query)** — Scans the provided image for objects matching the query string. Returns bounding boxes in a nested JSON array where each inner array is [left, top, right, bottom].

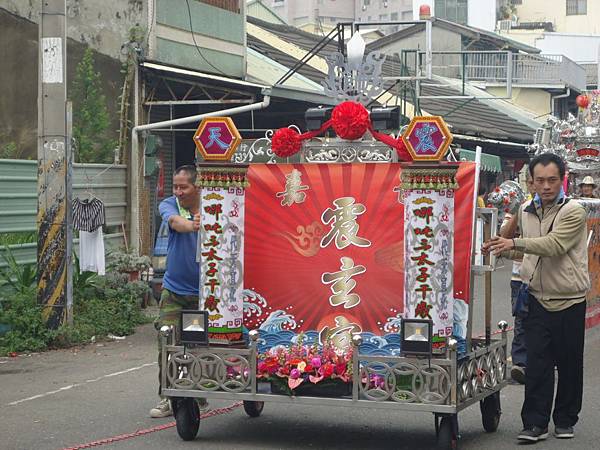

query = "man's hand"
[[482, 236, 515, 256], [193, 212, 201, 232]]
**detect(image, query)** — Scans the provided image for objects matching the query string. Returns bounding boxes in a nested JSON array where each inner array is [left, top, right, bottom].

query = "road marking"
[[7, 362, 156, 406]]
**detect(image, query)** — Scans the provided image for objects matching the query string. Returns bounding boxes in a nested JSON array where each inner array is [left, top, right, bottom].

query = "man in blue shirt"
[[150, 165, 208, 418]]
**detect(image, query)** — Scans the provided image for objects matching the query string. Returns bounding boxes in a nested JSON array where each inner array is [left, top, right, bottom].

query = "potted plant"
[[257, 334, 353, 397], [108, 249, 151, 281]]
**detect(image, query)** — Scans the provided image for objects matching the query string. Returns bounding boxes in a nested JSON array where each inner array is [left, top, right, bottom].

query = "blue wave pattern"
[[252, 330, 466, 357], [255, 330, 403, 356]]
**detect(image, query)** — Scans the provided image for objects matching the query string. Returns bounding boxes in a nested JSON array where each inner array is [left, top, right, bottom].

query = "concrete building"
[[513, 0, 598, 34], [495, 0, 600, 88], [367, 17, 582, 119], [267, 0, 413, 34], [356, 0, 413, 27], [268, 0, 354, 32], [412, 0, 499, 32], [0, 0, 146, 61]]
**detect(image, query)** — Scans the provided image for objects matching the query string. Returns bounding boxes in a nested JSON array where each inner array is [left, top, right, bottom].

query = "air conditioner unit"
[[534, 127, 551, 146], [498, 20, 512, 32]]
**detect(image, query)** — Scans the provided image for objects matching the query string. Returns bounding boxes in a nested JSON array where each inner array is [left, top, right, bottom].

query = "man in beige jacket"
[[483, 153, 589, 443]]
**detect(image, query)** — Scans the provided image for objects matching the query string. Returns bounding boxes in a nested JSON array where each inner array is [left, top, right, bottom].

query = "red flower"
[[331, 101, 369, 140], [335, 363, 347, 376], [272, 127, 302, 157], [320, 363, 334, 378]]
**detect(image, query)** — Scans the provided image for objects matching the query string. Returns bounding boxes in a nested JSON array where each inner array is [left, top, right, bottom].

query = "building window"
[[391, 12, 398, 21], [566, 0, 587, 15], [434, 0, 468, 25], [511, 0, 522, 5]]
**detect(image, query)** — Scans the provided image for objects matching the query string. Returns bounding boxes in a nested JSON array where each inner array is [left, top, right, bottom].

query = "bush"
[[52, 294, 149, 348], [0, 271, 152, 356], [0, 292, 56, 354]]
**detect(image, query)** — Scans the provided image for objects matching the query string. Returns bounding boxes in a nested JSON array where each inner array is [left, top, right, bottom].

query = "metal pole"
[[506, 51, 513, 100], [484, 221, 492, 347], [466, 146, 482, 352], [65, 101, 73, 326], [597, 44, 600, 90], [37, 0, 72, 329], [425, 19, 433, 80]]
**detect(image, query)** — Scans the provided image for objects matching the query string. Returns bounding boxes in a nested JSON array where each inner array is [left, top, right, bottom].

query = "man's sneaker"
[[517, 426, 548, 442], [150, 398, 172, 418], [555, 426, 574, 439], [511, 365, 526, 385], [197, 398, 210, 413]]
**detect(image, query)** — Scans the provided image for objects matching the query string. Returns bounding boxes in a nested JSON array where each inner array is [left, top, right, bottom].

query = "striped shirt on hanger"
[[72, 197, 105, 232]]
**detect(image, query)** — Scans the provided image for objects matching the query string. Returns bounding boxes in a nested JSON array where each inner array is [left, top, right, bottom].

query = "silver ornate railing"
[[161, 327, 507, 410]]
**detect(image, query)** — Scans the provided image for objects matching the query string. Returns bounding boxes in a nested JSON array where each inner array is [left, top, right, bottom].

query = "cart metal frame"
[[162, 327, 507, 414]]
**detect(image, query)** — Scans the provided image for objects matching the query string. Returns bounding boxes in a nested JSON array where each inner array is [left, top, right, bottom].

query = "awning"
[[458, 149, 502, 173]]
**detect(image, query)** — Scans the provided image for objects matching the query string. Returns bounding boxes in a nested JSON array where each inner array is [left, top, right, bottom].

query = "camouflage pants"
[[155, 288, 198, 396]]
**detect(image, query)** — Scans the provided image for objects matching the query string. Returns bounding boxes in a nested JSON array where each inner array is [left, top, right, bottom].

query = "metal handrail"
[[410, 50, 586, 92]]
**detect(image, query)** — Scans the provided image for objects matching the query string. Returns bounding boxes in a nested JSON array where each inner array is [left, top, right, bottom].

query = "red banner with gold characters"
[[243, 163, 476, 340]]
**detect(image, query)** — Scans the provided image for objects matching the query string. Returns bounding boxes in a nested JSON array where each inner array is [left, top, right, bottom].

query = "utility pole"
[[37, 0, 72, 328]]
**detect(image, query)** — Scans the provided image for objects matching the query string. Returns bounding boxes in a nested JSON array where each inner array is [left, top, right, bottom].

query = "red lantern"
[[576, 95, 590, 109]]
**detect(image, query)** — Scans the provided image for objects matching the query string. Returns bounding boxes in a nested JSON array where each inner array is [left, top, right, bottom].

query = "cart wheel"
[[175, 398, 200, 441], [480, 391, 501, 432], [437, 416, 458, 450], [243, 400, 264, 417]]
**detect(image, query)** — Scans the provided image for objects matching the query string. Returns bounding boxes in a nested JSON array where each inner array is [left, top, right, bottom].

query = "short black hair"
[[528, 153, 566, 180], [174, 164, 197, 185]]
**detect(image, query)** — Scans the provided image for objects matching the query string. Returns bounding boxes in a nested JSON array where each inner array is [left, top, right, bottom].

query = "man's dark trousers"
[[521, 295, 586, 429], [510, 280, 527, 367]]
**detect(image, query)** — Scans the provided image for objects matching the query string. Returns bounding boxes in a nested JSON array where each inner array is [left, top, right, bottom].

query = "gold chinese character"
[[319, 315, 362, 350], [320, 197, 371, 249], [321, 257, 366, 309], [275, 169, 309, 206]]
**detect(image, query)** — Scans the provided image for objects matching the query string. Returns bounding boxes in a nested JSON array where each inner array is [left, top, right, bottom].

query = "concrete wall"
[[247, 0, 287, 24], [467, 0, 496, 32], [535, 33, 600, 64], [152, 0, 246, 77], [487, 86, 551, 117], [377, 26, 461, 53], [356, 0, 413, 25], [0, 0, 147, 61], [269, 0, 354, 27], [0, 8, 123, 159], [514, 0, 600, 35]]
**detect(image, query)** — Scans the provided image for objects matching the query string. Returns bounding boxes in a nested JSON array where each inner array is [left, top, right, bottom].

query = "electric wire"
[[184, 0, 228, 76]]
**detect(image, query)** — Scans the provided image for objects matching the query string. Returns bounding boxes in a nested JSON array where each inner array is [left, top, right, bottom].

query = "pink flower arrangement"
[[257, 335, 353, 391]]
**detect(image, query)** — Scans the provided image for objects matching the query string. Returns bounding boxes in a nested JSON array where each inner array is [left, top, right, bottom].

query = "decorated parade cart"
[[159, 34, 508, 449]]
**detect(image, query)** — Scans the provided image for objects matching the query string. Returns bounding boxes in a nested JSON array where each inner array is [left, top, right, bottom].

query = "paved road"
[[2, 266, 600, 449]]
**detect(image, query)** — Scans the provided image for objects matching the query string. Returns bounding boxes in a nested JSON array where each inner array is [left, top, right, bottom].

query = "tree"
[[71, 48, 115, 163]]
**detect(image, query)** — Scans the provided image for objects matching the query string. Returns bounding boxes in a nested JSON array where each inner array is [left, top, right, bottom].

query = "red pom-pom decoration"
[[576, 94, 590, 109], [271, 127, 302, 158], [331, 101, 369, 140]]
